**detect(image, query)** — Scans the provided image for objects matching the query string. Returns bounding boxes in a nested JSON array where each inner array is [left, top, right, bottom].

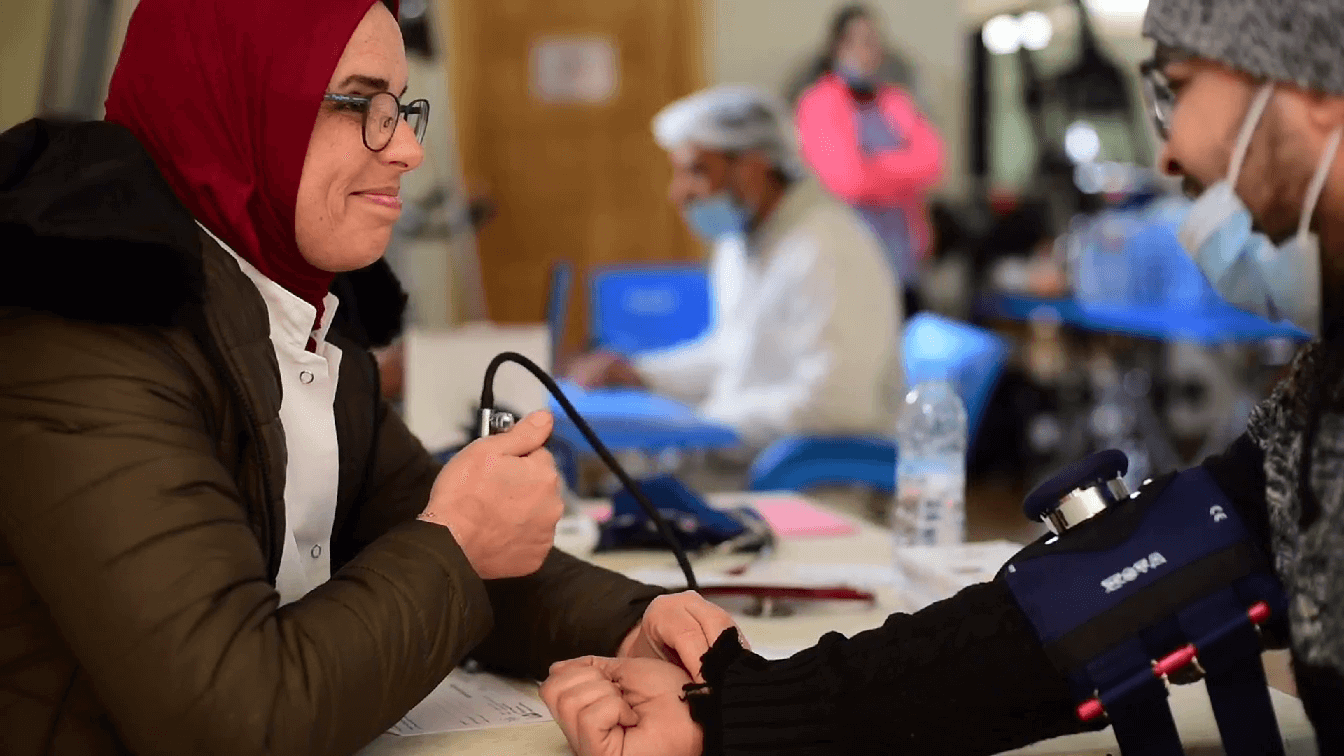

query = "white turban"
[[652, 85, 803, 178]]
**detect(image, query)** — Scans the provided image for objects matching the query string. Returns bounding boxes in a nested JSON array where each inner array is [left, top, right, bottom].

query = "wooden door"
[[443, 0, 706, 357]]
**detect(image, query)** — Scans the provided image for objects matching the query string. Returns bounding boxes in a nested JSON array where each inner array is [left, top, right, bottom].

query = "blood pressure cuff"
[[997, 466, 1289, 756]]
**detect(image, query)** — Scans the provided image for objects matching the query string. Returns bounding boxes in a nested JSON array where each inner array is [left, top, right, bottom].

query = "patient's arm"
[[685, 581, 1094, 756]]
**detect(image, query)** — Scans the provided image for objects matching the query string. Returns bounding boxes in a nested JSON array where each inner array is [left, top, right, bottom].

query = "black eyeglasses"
[[1139, 59, 1175, 142], [323, 92, 430, 152]]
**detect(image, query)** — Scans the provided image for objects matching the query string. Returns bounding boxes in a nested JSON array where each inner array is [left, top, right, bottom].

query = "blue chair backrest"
[[1123, 223, 1222, 312], [902, 313, 1010, 441], [547, 261, 574, 370], [748, 436, 899, 493], [746, 315, 1010, 495], [590, 266, 711, 355], [1072, 196, 1227, 314]]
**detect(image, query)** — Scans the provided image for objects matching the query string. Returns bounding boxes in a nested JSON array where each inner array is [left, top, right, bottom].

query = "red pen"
[[695, 584, 877, 604]]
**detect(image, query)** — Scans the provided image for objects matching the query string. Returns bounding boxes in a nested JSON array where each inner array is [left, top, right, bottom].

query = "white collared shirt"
[[634, 180, 904, 450], [200, 224, 343, 606]]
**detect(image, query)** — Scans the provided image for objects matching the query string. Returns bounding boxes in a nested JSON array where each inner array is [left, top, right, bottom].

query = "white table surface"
[[361, 492, 1317, 756]]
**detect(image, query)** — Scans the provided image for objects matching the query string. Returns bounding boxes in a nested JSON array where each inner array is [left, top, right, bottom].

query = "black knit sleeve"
[[688, 581, 1099, 756]]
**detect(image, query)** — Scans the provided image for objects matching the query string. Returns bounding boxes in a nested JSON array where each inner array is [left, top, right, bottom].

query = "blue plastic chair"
[[747, 314, 1010, 493], [1052, 204, 1308, 344], [590, 266, 711, 355], [547, 261, 574, 370], [549, 380, 740, 454], [903, 313, 1011, 442], [748, 437, 900, 493]]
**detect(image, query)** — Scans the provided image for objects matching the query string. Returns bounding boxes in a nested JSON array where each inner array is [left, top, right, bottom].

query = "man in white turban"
[[570, 85, 904, 454]]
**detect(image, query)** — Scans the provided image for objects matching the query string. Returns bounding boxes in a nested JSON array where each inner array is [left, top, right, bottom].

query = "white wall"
[[707, 0, 969, 197], [1, 0, 57, 129]]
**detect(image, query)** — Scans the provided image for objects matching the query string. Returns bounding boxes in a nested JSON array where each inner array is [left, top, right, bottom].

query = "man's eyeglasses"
[[323, 92, 430, 152], [1139, 57, 1177, 142]]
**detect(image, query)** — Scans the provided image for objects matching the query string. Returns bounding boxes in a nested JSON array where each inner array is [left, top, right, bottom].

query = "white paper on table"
[[388, 668, 553, 736], [892, 540, 1022, 605], [625, 542, 1022, 604], [752, 646, 804, 660]]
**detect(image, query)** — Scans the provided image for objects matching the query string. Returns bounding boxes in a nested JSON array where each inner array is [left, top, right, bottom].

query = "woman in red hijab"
[[0, 0, 737, 753]]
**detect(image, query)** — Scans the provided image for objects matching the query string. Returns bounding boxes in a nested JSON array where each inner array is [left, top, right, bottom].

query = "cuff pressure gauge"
[[1023, 449, 1133, 534]]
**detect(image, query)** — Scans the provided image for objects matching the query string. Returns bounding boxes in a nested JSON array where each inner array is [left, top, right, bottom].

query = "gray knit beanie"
[[1144, 0, 1344, 95]]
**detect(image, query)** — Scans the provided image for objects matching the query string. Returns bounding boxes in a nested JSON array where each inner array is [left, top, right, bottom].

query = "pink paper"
[[582, 498, 855, 538], [752, 498, 856, 539]]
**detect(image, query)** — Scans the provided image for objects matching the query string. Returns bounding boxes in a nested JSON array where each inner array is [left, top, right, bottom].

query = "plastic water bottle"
[[893, 381, 967, 548]]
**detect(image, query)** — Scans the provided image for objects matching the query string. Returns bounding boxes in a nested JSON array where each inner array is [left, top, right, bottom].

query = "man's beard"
[[1182, 176, 1205, 200], [1183, 174, 1295, 242]]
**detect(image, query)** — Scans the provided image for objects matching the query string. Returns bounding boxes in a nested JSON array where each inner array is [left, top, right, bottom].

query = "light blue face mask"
[[1178, 83, 1343, 336], [838, 63, 876, 92], [683, 191, 751, 242]]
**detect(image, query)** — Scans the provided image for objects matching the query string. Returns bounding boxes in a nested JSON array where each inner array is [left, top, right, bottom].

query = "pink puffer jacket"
[[796, 73, 944, 261]]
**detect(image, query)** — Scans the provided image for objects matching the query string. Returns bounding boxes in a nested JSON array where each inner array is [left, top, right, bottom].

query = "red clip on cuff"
[[1076, 601, 1271, 722]]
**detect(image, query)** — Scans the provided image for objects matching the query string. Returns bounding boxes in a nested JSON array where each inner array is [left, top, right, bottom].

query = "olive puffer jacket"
[[0, 118, 661, 756]]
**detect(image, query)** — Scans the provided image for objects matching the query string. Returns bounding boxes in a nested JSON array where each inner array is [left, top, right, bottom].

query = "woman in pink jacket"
[[796, 4, 945, 315]]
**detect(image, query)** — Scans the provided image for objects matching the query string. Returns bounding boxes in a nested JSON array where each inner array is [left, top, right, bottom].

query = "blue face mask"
[[838, 63, 876, 94], [683, 191, 750, 242], [1179, 84, 1342, 336]]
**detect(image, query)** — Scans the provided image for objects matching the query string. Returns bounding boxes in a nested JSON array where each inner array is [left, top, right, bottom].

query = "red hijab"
[[105, 0, 399, 311]]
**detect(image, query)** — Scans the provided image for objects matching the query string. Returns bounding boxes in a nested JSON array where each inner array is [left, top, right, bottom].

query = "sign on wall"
[[529, 35, 619, 104]]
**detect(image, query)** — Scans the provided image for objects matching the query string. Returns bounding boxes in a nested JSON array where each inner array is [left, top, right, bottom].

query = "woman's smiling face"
[[294, 2, 424, 273]]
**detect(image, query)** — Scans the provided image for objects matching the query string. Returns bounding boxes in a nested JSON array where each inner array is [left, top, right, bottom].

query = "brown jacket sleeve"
[[469, 549, 665, 679], [0, 316, 493, 756], [333, 350, 664, 680]]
